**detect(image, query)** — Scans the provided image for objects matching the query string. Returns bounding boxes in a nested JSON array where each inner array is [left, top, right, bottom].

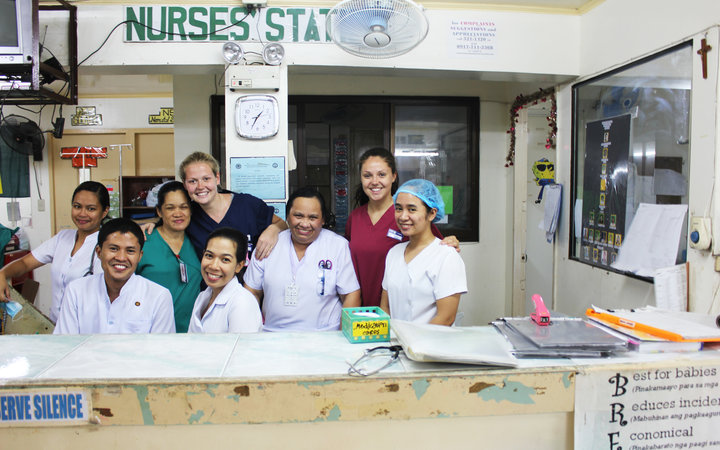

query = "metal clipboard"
[[502, 317, 628, 350]]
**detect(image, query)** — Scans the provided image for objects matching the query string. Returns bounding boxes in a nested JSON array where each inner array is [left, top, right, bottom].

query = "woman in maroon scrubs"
[[344, 148, 458, 307]]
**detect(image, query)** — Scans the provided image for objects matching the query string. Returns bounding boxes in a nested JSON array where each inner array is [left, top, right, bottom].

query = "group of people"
[[0, 148, 467, 334]]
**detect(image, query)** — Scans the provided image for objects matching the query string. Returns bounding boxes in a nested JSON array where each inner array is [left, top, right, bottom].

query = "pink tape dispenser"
[[530, 294, 551, 326]]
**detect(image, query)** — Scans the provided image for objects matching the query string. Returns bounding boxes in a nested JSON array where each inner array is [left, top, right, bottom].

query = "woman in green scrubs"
[[136, 181, 201, 332]]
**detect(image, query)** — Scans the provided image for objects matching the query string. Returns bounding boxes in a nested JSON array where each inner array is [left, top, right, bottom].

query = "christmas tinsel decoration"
[[505, 87, 557, 167]]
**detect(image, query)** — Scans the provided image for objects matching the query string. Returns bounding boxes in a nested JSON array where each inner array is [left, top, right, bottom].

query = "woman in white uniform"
[[0, 181, 109, 322], [244, 187, 361, 332], [188, 227, 263, 333], [380, 179, 467, 325]]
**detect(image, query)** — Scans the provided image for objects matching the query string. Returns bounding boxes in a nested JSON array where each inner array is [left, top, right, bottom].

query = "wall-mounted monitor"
[[0, 0, 34, 65]]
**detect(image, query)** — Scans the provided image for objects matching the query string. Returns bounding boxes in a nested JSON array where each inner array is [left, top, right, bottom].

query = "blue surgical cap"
[[393, 179, 445, 223]]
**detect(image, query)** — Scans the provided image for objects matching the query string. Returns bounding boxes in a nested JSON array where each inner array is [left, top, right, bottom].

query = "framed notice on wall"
[[229, 156, 285, 200], [580, 114, 631, 269]]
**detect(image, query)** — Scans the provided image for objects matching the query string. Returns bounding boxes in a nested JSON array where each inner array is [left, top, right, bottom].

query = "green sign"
[[124, 6, 332, 43], [437, 185, 453, 215]]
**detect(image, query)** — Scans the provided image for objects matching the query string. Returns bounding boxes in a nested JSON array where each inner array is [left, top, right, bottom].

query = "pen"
[[321, 269, 325, 295], [319, 268, 326, 295]]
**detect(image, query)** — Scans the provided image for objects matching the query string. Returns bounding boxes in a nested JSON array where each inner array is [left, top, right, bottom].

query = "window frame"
[[212, 94, 479, 241], [290, 95, 480, 242], [569, 41, 693, 280]]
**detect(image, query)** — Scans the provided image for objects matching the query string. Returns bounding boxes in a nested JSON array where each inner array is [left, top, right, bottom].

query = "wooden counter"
[[1, 331, 718, 449]]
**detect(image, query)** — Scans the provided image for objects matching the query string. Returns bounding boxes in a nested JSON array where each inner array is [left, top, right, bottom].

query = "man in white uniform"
[[54, 218, 175, 334]]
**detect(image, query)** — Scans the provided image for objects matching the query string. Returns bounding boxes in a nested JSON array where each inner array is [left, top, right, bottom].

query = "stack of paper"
[[653, 263, 688, 311], [493, 317, 628, 358], [610, 203, 688, 277], [391, 320, 518, 367]]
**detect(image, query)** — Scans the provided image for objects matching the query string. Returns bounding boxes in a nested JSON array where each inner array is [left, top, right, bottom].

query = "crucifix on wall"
[[697, 38, 712, 79]]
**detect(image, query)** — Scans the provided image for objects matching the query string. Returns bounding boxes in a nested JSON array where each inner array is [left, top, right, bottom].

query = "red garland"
[[505, 87, 557, 167]]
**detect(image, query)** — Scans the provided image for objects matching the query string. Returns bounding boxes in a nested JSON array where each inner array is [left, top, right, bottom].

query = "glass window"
[[394, 104, 474, 236], [288, 100, 388, 235], [290, 96, 478, 241], [570, 42, 692, 276]]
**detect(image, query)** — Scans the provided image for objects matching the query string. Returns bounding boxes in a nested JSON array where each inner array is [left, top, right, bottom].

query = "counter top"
[[1, 329, 521, 384], [2, 328, 719, 385], [2, 329, 720, 450]]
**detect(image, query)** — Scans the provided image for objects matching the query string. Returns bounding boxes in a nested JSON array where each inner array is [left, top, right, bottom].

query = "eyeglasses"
[[347, 345, 403, 377], [535, 163, 554, 171]]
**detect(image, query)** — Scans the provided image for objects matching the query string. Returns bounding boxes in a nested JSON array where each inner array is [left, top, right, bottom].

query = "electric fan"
[[326, 0, 429, 59], [0, 115, 45, 161]]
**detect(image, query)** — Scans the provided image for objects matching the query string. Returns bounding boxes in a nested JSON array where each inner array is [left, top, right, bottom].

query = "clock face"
[[235, 95, 279, 139]]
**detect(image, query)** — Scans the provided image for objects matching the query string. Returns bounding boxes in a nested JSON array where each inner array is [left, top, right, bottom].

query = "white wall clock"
[[235, 94, 280, 139]]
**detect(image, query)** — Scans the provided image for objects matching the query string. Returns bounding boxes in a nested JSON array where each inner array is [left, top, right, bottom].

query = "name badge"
[[284, 283, 299, 307], [387, 229, 403, 241], [179, 260, 188, 284]]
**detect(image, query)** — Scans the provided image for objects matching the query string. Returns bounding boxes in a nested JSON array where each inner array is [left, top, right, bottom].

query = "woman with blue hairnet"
[[380, 179, 467, 325]]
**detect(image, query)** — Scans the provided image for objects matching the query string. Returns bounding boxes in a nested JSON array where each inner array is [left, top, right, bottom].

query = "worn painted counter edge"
[[5, 355, 719, 427], [1, 369, 576, 427]]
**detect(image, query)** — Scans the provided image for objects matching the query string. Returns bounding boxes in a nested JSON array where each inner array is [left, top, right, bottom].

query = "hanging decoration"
[[532, 157, 556, 205], [532, 157, 555, 186], [505, 87, 557, 167], [60, 146, 108, 168]]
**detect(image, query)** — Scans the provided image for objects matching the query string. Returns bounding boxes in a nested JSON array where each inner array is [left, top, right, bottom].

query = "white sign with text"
[[448, 18, 497, 57], [0, 389, 89, 427], [575, 364, 720, 450]]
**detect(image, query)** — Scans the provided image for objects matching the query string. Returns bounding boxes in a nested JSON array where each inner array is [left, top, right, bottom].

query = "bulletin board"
[[580, 114, 631, 269]]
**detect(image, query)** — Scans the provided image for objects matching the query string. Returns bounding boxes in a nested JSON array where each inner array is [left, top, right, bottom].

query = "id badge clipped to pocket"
[[284, 283, 299, 307], [179, 260, 188, 284]]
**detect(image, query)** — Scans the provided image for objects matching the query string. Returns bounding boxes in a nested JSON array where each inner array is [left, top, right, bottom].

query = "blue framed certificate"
[[229, 156, 286, 200], [267, 202, 286, 221]]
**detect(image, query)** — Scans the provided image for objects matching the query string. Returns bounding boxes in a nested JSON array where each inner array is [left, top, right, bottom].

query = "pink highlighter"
[[530, 294, 551, 326]]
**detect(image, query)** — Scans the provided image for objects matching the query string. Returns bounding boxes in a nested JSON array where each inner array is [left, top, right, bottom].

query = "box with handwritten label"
[[342, 307, 390, 343]]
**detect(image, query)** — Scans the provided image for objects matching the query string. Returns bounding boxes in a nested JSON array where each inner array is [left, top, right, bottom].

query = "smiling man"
[[54, 218, 175, 334]]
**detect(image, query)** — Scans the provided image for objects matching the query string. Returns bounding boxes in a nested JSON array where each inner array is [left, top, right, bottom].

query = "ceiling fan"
[[326, 0, 430, 59]]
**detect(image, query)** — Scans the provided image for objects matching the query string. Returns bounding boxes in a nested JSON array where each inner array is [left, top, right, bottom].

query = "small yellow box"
[[341, 307, 391, 343]]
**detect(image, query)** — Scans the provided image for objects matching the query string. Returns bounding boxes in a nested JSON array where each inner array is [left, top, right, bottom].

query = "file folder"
[[586, 306, 720, 343]]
